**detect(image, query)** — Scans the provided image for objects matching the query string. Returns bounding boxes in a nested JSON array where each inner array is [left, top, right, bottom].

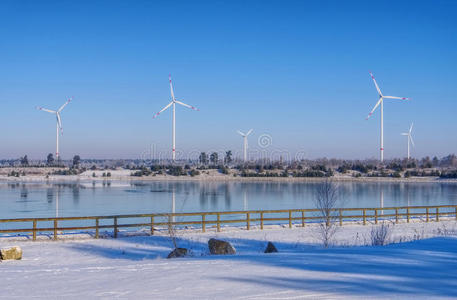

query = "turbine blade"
[[369, 72, 382, 96], [410, 135, 415, 147], [153, 101, 173, 119], [401, 133, 409, 136], [237, 130, 245, 136], [58, 97, 72, 112], [175, 100, 199, 111], [383, 96, 410, 100], [37, 107, 56, 114], [365, 98, 382, 120], [56, 113, 63, 134], [246, 129, 253, 136], [409, 123, 414, 133], [169, 74, 175, 101]]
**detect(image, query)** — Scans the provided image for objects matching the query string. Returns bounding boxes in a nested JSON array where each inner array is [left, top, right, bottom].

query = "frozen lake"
[[1, 180, 457, 219]]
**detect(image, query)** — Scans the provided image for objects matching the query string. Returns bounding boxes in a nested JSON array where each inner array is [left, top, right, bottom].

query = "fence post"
[[375, 209, 378, 225], [33, 220, 37, 241], [95, 218, 99, 239], [395, 208, 399, 224], [150, 216, 154, 235], [217, 213, 221, 232], [202, 214, 206, 233], [246, 212, 250, 230], [302, 210, 305, 227], [260, 212, 264, 230], [426, 207, 429, 222], [339, 209, 343, 226], [53, 219, 58, 240], [288, 211, 292, 228], [114, 217, 118, 238], [363, 209, 366, 225], [436, 207, 439, 222], [407, 208, 410, 223]]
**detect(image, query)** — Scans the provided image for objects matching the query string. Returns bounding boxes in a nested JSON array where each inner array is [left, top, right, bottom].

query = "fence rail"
[[0, 204, 456, 241]]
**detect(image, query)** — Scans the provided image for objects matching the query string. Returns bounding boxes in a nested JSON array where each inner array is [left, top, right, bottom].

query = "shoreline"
[[1, 174, 457, 184]]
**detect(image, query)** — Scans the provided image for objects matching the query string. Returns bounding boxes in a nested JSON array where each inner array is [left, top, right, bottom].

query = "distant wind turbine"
[[36, 97, 72, 160], [401, 123, 415, 160], [366, 72, 410, 162], [237, 129, 253, 162], [153, 75, 199, 161]]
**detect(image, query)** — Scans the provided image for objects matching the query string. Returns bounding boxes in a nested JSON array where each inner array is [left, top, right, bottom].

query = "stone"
[[264, 242, 278, 253], [208, 238, 236, 255], [167, 248, 188, 259], [0, 246, 22, 260]]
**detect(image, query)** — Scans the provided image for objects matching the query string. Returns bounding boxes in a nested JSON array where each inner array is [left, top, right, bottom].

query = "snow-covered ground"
[[1, 221, 457, 299]]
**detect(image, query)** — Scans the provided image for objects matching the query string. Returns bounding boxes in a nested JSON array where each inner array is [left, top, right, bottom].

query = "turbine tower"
[[153, 75, 199, 161], [401, 123, 415, 160], [36, 97, 72, 161], [237, 129, 253, 162], [366, 72, 410, 162]]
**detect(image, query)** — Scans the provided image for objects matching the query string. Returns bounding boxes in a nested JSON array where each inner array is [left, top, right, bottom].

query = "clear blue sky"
[[0, 0, 456, 160]]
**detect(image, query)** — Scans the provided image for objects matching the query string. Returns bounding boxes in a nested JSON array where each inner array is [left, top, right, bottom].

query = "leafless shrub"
[[314, 179, 340, 248], [436, 223, 450, 237], [370, 222, 392, 246], [412, 228, 424, 241], [167, 189, 190, 250]]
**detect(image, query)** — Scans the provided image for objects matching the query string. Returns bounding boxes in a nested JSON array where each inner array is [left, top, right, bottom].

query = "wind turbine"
[[366, 72, 410, 162], [237, 129, 253, 162], [153, 75, 199, 161], [36, 98, 72, 161], [401, 123, 415, 159]]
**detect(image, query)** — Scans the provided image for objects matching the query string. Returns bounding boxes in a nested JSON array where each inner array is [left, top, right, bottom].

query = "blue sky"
[[0, 0, 456, 160]]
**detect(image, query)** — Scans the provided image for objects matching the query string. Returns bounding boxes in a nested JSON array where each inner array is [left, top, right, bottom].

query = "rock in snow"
[[264, 241, 278, 253], [167, 248, 188, 259], [208, 238, 236, 255], [0, 246, 22, 260]]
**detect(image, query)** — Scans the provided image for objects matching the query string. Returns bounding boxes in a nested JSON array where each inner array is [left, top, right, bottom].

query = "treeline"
[[131, 165, 203, 177], [238, 164, 333, 178], [0, 154, 82, 168], [293, 155, 457, 169], [2, 153, 457, 180], [2, 154, 456, 169]]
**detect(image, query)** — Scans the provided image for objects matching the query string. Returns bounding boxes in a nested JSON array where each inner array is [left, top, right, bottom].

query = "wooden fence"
[[0, 204, 456, 241]]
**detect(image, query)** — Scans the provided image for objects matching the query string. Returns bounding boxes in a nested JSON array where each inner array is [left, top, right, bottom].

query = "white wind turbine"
[[401, 123, 415, 160], [36, 98, 72, 160], [366, 72, 410, 162], [153, 75, 199, 161], [237, 129, 253, 162]]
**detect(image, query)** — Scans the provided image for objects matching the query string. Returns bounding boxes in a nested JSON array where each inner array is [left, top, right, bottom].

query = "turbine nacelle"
[[237, 129, 253, 137]]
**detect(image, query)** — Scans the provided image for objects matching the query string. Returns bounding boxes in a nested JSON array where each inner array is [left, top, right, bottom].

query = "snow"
[[1, 221, 457, 299]]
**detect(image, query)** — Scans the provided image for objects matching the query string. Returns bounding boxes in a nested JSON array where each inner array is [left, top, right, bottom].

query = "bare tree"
[[167, 214, 178, 249], [314, 179, 340, 247]]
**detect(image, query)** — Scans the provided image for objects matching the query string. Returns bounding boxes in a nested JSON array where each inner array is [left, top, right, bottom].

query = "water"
[[1, 180, 457, 219]]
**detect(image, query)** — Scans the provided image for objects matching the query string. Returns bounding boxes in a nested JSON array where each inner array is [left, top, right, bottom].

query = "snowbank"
[[1, 221, 456, 299]]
